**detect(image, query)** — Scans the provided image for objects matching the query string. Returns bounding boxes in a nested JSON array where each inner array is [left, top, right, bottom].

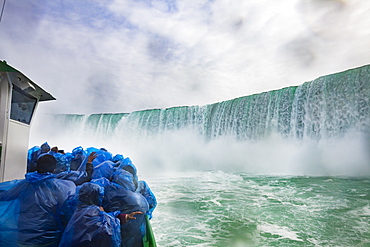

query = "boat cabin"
[[0, 61, 55, 182]]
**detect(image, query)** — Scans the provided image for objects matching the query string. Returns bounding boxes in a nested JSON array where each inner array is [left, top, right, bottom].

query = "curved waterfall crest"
[[53, 64, 370, 142]]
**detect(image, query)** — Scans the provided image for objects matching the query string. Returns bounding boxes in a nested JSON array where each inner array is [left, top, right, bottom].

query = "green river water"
[[147, 171, 370, 246]]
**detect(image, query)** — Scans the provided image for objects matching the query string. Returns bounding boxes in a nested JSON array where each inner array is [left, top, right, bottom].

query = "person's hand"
[[118, 211, 143, 224], [87, 152, 98, 163], [126, 211, 143, 221]]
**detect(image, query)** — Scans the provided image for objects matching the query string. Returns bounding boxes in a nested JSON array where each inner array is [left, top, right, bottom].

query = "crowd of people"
[[0, 142, 157, 247]]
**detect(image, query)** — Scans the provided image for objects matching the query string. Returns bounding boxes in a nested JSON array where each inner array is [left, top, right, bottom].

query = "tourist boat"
[[0, 60, 55, 182], [144, 215, 157, 247]]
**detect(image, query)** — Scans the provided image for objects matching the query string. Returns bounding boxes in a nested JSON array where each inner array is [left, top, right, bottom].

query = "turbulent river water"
[[147, 171, 370, 247]]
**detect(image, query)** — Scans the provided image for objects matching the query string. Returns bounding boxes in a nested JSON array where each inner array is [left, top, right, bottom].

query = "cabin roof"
[[0, 60, 56, 101]]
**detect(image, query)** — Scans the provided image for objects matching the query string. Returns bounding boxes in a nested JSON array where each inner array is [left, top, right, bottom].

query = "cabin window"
[[10, 86, 37, 125]]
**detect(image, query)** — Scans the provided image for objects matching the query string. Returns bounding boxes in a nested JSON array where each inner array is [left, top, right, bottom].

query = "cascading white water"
[[30, 64, 370, 176]]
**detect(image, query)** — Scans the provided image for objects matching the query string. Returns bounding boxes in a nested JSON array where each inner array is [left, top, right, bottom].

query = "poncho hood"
[[25, 171, 56, 184]]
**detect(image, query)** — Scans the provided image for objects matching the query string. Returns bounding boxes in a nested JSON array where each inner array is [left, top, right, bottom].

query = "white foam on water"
[[257, 222, 303, 242]]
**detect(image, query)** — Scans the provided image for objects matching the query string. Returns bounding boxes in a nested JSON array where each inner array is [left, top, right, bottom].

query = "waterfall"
[[31, 64, 370, 176]]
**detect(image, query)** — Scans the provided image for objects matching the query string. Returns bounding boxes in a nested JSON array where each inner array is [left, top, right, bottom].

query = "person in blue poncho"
[[0, 154, 76, 247], [55, 151, 95, 185], [27, 142, 51, 172], [49, 146, 70, 173], [59, 182, 142, 247], [136, 180, 157, 220], [101, 169, 149, 247], [120, 162, 157, 220], [70, 146, 87, 171]]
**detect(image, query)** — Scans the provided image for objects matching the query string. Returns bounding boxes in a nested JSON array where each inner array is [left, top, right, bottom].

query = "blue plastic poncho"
[[48, 152, 70, 173], [59, 183, 121, 247], [0, 172, 76, 247], [70, 146, 86, 171], [27, 146, 40, 172], [136, 180, 157, 220], [40, 142, 51, 153], [112, 154, 124, 165], [88, 148, 113, 167], [0, 179, 22, 246], [27, 142, 51, 173], [91, 160, 116, 180], [56, 170, 91, 185], [56, 147, 92, 185], [91, 177, 113, 189], [103, 172, 149, 247], [117, 157, 136, 173], [111, 169, 137, 192], [85, 147, 101, 155], [117, 157, 139, 189]]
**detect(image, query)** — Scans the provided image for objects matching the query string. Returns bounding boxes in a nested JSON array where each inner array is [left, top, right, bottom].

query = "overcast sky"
[[0, 0, 369, 114]]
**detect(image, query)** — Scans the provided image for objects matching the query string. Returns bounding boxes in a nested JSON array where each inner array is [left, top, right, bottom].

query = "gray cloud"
[[0, 0, 369, 114]]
